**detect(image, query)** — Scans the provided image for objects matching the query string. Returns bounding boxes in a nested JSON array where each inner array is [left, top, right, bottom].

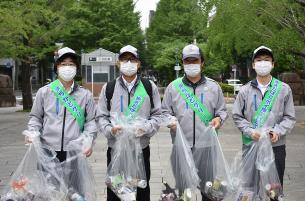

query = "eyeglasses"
[[120, 58, 138, 63]]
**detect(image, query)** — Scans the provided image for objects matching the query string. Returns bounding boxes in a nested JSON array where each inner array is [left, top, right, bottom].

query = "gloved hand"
[[135, 123, 150, 137], [22, 130, 40, 145], [167, 116, 177, 134], [80, 133, 94, 157]]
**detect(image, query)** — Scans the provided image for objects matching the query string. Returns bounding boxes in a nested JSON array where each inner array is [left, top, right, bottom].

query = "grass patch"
[[16, 109, 31, 112]]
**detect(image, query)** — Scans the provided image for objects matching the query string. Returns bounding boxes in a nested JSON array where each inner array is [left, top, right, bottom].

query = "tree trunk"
[[21, 60, 33, 110]]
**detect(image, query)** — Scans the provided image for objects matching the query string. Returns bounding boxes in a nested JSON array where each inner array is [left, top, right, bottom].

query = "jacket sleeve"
[[27, 88, 44, 132], [83, 90, 98, 141], [143, 82, 162, 138], [272, 86, 296, 136], [96, 84, 115, 140], [215, 84, 228, 125], [232, 88, 255, 138]]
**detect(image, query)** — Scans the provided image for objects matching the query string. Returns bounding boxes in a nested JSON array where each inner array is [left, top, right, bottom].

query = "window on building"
[[110, 65, 115, 80], [86, 65, 92, 82], [94, 73, 108, 82]]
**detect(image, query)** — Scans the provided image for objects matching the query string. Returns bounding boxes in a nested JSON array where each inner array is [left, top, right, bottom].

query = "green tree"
[[146, 0, 209, 83], [0, 0, 145, 110], [205, 0, 305, 78], [60, 0, 144, 55], [0, 0, 67, 110]]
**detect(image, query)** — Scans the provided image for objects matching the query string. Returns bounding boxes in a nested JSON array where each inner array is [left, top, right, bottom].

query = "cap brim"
[[119, 51, 138, 58], [253, 49, 273, 61], [57, 52, 78, 61], [182, 54, 201, 60]]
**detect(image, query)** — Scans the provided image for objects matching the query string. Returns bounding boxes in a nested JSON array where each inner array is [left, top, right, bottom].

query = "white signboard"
[[174, 65, 181, 71], [89, 56, 112, 62]]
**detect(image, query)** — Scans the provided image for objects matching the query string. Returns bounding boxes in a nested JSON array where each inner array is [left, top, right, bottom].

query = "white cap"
[[56, 47, 77, 61], [182, 44, 203, 60], [119, 45, 138, 58], [253, 46, 273, 61]]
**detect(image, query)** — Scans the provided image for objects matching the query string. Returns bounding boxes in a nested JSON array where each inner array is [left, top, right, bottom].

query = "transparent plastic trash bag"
[[105, 114, 147, 201], [61, 134, 97, 201], [192, 126, 232, 201], [170, 123, 200, 200], [229, 129, 283, 201], [0, 131, 67, 201]]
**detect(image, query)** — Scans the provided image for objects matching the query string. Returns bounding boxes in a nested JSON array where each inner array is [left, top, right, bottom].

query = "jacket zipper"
[[60, 85, 76, 152], [61, 107, 67, 151], [128, 82, 138, 106], [128, 91, 131, 105], [193, 86, 196, 147]]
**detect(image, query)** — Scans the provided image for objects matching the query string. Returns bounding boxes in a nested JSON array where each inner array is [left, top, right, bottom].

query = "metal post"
[[91, 65, 94, 96], [174, 48, 180, 78], [232, 68, 237, 96], [12, 59, 15, 91]]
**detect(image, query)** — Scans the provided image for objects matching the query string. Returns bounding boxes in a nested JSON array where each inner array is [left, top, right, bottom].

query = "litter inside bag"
[[229, 129, 283, 201], [62, 134, 97, 201], [0, 131, 97, 201], [169, 123, 200, 200], [0, 136, 67, 201], [192, 126, 232, 201], [106, 114, 147, 201]]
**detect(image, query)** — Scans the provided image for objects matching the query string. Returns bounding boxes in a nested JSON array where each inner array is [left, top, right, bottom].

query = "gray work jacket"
[[162, 75, 228, 147], [232, 78, 296, 147], [27, 82, 97, 151], [96, 76, 162, 148]]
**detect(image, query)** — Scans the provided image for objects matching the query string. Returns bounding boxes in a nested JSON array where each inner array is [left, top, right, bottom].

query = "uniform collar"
[[250, 77, 274, 89], [119, 74, 141, 91], [58, 80, 77, 94], [122, 75, 137, 88], [182, 74, 207, 87]]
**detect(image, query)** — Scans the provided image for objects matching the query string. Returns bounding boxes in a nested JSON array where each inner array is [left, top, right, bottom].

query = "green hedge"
[[219, 83, 234, 93]]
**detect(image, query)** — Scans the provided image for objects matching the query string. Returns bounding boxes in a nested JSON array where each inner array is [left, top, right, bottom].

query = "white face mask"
[[184, 64, 201, 77], [254, 61, 273, 76], [120, 61, 138, 76], [58, 65, 77, 82]]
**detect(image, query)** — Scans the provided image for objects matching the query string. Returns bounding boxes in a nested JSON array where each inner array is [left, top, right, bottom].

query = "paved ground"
[[0, 105, 304, 201]]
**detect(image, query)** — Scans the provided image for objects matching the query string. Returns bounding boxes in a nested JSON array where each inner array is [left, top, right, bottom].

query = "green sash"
[[124, 81, 148, 118], [242, 78, 283, 145], [173, 78, 213, 126], [50, 79, 85, 130]]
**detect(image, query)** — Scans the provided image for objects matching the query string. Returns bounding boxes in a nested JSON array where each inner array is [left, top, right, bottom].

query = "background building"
[[81, 48, 119, 97]]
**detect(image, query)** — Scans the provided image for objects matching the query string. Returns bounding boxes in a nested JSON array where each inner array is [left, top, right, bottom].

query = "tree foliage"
[[0, 0, 67, 109], [0, 0, 144, 109], [146, 0, 305, 84], [146, 0, 209, 83], [204, 0, 305, 74], [61, 0, 144, 54]]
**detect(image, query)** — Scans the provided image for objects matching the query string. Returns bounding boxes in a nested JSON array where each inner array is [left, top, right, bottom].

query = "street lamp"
[[174, 48, 181, 78]]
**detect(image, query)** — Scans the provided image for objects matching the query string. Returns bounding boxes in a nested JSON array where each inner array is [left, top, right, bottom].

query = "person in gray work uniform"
[[25, 47, 97, 161], [96, 45, 162, 201], [162, 44, 228, 201], [232, 46, 296, 200]]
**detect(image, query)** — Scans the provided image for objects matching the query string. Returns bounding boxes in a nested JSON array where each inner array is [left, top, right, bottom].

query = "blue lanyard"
[[56, 98, 60, 115], [253, 94, 257, 111]]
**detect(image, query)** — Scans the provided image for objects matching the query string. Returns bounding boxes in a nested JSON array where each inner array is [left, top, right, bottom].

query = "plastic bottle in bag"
[[235, 190, 254, 201], [204, 179, 228, 200], [68, 188, 86, 201], [183, 188, 192, 201], [264, 184, 284, 201]]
